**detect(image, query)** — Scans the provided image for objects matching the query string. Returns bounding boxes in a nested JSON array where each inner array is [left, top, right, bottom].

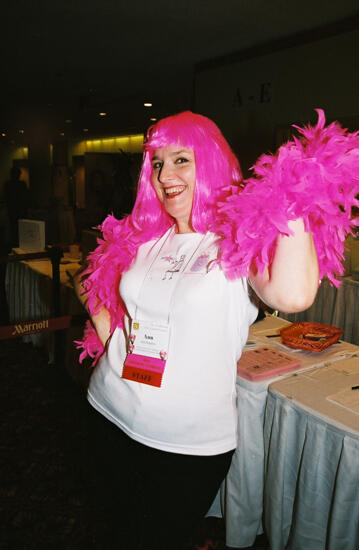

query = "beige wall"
[[194, 29, 359, 174]]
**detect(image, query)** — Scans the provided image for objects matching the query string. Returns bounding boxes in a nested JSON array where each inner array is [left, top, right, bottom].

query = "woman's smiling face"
[[151, 145, 196, 233]]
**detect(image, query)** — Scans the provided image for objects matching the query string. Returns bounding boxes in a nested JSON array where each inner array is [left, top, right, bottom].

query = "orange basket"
[[280, 322, 343, 352]]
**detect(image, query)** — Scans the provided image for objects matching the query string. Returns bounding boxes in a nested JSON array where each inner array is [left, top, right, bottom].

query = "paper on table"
[[330, 356, 359, 375], [303, 365, 341, 383], [251, 315, 291, 335], [327, 387, 359, 415]]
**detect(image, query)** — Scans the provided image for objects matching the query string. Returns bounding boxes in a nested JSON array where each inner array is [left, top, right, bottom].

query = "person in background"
[[74, 111, 320, 550]]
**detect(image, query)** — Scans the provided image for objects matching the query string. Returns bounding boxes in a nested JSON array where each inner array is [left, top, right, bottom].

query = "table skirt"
[[264, 390, 359, 550], [208, 383, 269, 548]]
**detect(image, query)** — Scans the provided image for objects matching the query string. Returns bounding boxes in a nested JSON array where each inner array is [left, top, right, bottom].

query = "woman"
[[75, 111, 321, 549]]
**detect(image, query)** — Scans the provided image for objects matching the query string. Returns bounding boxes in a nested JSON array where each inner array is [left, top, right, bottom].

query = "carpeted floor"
[[1, 339, 269, 550]]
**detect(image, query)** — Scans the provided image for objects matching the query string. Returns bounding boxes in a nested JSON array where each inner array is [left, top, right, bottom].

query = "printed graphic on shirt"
[[190, 254, 210, 272], [186, 245, 218, 274], [161, 254, 186, 280]]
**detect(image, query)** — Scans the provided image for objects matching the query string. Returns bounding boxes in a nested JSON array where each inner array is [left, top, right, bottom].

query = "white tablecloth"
[[208, 315, 359, 548], [264, 359, 359, 550]]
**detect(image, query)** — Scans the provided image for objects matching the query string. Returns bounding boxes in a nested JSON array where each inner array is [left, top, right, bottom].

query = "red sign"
[[0, 316, 72, 340]]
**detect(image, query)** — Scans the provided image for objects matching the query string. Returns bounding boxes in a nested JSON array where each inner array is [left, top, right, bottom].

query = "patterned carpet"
[[1, 339, 268, 550]]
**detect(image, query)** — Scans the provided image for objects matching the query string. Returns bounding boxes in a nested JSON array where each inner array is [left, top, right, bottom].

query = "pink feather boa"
[[75, 215, 159, 363], [77, 110, 359, 365], [218, 109, 359, 283]]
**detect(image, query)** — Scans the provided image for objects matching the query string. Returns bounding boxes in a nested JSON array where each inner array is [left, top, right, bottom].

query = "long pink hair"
[[130, 110, 242, 236], [78, 111, 243, 363]]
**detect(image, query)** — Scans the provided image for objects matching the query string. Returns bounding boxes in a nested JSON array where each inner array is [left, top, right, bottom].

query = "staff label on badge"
[[122, 320, 169, 387]]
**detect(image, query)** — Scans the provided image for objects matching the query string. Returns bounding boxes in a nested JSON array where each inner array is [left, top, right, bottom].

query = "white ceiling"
[[1, 0, 359, 137]]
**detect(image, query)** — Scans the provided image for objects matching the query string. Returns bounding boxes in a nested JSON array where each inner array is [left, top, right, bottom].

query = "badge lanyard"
[[122, 227, 207, 387]]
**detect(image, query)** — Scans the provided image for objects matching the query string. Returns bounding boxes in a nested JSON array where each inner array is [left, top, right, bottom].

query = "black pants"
[[87, 405, 233, 550]]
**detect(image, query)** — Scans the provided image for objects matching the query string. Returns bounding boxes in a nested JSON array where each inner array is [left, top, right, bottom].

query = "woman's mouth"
[[163, 185, 186, 199]]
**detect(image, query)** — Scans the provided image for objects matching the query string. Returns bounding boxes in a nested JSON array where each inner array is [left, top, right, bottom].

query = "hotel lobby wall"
[[52, 141, 71, 206], [27, 140, 52, 208], [194, 28, 359, 174]]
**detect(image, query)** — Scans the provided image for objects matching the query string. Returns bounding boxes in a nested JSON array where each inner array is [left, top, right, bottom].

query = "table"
[[282, 276, 359, 345], [207, 315, 359, 549], [5, 253, 87, 383], [264, 358, 359, 550]]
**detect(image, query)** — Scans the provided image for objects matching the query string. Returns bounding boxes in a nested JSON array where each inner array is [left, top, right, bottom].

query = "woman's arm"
[[73, 270, 111, 347], [249, 218, 319, 314]]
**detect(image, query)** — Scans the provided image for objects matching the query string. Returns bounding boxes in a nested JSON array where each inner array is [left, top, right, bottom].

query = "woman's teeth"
[[164, 186, 185, 197]]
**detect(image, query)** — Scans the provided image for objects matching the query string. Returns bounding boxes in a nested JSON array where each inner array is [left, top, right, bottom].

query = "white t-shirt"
[[88, 228, 258, 455]]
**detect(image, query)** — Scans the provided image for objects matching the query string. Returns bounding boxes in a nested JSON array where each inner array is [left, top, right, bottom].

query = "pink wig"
[[131, 111, 242, 234], [77, 111, 242, 363]]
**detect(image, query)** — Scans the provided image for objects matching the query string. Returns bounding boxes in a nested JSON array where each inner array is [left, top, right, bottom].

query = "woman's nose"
[[158, 162, 175, 183]]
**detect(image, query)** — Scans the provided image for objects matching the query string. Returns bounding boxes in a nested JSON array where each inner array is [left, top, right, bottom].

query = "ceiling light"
[[1, 132, 6, 137], [83, 128, 89, 132], [99, 112, 107, 117], [60, 132, 65, 136], [65, 119, 72, 124], [144, 102, 152, 107], [150, 118, 157, 122], [19, 129, 25, 134]]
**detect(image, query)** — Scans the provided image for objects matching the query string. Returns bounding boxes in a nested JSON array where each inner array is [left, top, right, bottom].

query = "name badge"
[[122, 320, 169, 387]]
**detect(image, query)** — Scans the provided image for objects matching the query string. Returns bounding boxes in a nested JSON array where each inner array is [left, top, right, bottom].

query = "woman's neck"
[[175, 220, 195, 234]]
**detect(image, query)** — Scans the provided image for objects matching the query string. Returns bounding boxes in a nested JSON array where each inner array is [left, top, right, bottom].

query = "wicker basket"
[[280, 322, 343, 352]]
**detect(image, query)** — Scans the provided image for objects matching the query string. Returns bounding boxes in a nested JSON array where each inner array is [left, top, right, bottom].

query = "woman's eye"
[[152, 161, 162, 170], [175, 157, 188, 165]]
